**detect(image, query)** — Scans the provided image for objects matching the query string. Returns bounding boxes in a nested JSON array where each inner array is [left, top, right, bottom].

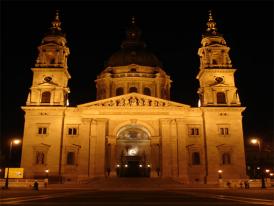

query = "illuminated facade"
[[21, 12, 246, 184]]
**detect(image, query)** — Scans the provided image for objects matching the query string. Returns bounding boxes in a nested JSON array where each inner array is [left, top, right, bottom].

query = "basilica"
[[20, 11, 246, 184]]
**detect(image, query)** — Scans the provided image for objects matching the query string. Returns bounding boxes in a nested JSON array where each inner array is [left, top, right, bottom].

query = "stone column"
[[176, 118, 188, 183], [89, 119, 97, 177], [107, 136, 117, 177], [94, 118, 108, 177], [160, 118, 171, 177], [150, 136, 160, 177]]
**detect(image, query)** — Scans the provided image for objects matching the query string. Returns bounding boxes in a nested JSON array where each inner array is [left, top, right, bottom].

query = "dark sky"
[[1, 1, 273, 163]]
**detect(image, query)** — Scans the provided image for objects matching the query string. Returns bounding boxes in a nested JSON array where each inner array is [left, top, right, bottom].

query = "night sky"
[[1, 1, 273, 165]]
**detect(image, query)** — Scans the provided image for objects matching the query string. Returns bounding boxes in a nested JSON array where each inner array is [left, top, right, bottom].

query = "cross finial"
[[206, 10, 217, 34]]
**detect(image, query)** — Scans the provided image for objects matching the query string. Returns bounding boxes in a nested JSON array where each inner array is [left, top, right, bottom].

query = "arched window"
[[50, 58, 55, 64], [192, 152, 201, 165], [212, 59, 217, 64], [67, 152, 75, 165], [217, 92, 226, 104], [116, 87, 124, 96], [143, 87, 151, 96], [222, 153, 231, 165], [129, 87, 137, 93], [41, 91, 51, 103]]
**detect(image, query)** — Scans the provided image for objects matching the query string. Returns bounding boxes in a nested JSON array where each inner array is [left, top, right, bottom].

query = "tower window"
[[212, 59, 218, 64], [67, 152, 75, 165], [143, 87, 151, 96], [116, 87, 124, 96], [220, 127, 229, 135], [222, 153, 231, 165], [192, 152, 201, 165], [38, 127, 47, 135], [68, 128, 77, 136], [129, 87, 137, 93], [189, 128, 199, 136], [35, 151, 45, 165], [41, 91, 51, 103], [217, 92, 226, 104]]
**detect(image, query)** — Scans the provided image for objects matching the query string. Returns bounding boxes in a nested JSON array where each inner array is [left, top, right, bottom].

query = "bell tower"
[[196, 11, 240, 106], [26, 11, 71, 106]]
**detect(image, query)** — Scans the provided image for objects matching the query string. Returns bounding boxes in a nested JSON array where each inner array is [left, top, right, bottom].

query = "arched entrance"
[[116, 125, 151, 177]]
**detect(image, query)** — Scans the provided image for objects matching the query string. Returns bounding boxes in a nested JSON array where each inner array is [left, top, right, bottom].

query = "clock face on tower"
[[44, 76, 52, 82], [215, 77, 223, 83]]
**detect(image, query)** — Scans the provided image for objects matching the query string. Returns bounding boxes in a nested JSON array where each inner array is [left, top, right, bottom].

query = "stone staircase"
[[81, 177, 218, 190]]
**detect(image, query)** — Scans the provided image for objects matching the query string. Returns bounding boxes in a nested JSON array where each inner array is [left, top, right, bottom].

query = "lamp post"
[[5, 139, 21, 189], [218, 170, 223, 179], [250, 138, 266, 188], [44, 169, 49, 188]]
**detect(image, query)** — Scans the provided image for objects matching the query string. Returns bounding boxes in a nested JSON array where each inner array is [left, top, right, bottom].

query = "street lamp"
[[5, 139, 21, 189], [250, 137, 266, 188], [45, 169, 50, 178], [44, 169, 49, 188]]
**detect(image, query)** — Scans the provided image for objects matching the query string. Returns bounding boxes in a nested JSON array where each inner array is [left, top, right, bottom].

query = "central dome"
[[95, 17, 171, 101], [106, 48, 162, 67], [106, 17, 162, 67]]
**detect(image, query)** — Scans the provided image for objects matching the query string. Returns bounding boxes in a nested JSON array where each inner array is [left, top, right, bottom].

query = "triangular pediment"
[[78, 93, 190, 108]]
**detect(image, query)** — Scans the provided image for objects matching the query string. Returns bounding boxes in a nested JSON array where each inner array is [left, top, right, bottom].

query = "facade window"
[[67, 152, 75, 165], [35, 151, 45, 165], [38, 127, 47, 135], [116, 87, 124, 96], [222, 153, 231, 165], [41, 91, 51, 103], [68, 128, 77, 136], [129, 87, 137, 93], [220, 127, 229, 135], [216, 92, 226, 104], [143, 87, 151, 96], [192, 152, 201, 165], [189, 128, 199, 136]]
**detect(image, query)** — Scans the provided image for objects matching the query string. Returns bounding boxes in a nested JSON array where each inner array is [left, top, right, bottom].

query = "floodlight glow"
[[250, 139, 259, 144], [13, 139, 21, 145], [218, 170, 223, 173]]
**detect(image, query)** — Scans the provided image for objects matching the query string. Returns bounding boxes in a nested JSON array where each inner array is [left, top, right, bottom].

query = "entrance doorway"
[[115, 125, 151, 178], [116, 156, 151, 177]]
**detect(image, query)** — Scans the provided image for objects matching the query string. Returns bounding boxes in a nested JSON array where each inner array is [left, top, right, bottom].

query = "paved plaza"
[[1, 178, 273, 205]]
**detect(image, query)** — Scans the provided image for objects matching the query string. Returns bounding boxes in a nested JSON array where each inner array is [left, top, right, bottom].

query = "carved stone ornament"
[[78, 93, 190, 108]]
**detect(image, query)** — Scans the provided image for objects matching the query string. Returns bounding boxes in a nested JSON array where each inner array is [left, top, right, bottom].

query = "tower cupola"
[[26, 11, 71, 106], [196, 11, 241, 107]]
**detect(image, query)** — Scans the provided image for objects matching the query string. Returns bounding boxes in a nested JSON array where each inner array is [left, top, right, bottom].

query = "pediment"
[[78, 93, 190, 108]]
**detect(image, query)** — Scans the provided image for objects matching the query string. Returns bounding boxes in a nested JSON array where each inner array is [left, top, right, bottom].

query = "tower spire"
[[51, 10, 61, 31], [206, 10, 217, 35]]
